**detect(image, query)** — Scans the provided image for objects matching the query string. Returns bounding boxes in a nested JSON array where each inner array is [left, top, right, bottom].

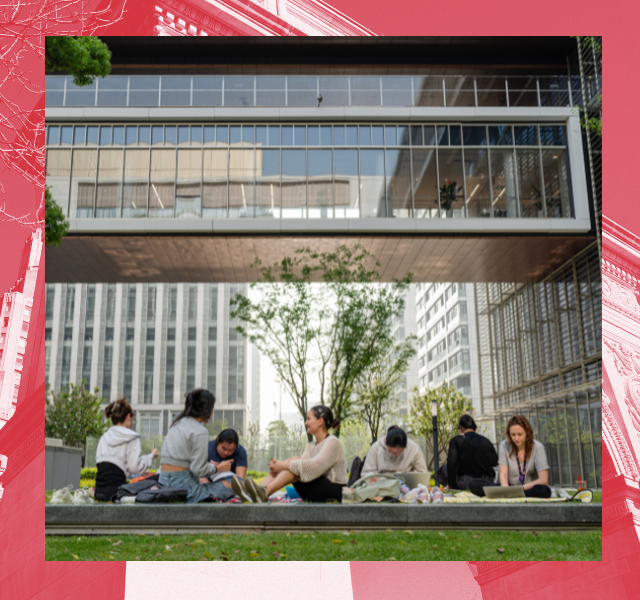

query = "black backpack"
[[348, 454, 367, 487], [115, 478, 187, 503]]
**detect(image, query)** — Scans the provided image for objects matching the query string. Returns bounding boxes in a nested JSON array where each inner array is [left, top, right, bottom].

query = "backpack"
[[348, 454, 367, 487], [342, 473, 401, 504], [115, 478, 187, 503]]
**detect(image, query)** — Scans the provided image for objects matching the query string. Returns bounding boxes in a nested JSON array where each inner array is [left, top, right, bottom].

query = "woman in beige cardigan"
[[361, 426, 428, 477], [232, 405, 348, 503]]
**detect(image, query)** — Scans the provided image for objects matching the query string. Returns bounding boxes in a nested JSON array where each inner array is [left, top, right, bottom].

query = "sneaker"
[[50, 485, 74, 504], [245, 477, 268, 503], [230, 476, 253, 503], [72, 488, 95, 504]]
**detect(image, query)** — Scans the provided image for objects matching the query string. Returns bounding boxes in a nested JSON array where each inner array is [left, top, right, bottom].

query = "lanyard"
[[516, 453, 527, 484]]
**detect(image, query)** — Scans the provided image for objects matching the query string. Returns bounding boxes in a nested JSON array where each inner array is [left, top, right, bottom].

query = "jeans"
[[158, 470, 237, 503], [469, 479, 551, 498]]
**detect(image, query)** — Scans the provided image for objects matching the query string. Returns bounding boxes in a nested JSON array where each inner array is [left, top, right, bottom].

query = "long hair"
[[171, 389, 216, 428], [105, 398, 133, 425], [505, 415, 535, 458], [310, 405, 340, 431]]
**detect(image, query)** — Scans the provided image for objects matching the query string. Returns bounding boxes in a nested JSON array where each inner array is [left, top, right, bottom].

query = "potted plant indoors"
[[437, 179, 464, 217]]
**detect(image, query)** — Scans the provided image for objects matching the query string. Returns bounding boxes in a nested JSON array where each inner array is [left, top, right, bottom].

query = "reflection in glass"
[[74, 126, 86, 145], [488, 126, 512, 146], [490, 149, 518, 218], [96, 150, 123, 218], [61, 126, 73, 145], [45, 149, 71, 215], [411, 149, 438, 218], [70, 149, 97, 218], [281, 126, 293, 146], [113, 126, 124, 145], [126, 126, 137, 145], [385, 149, 411, 218], [463, 126, 487, 146], [334, 149, 359, 218], [516, 148, 543, 218], [414, 76, 445, 107], [346, 126, 358, 146], [514, 126, 538, 146], [138, 126, 150, 145], [123, 149, 149, 217], [282, 149, 306, 218], [149, 149, 176, 218], [255, 125, 267, 146], [541, 150, 571, 218], [308, 149, 333, 218], [333, 126, 345, 146], [445, 76, 475, 107], [372, 126, 384, 146], [437, 149, 465, 217], [360, 150, 386, 218], [48, 126, 60, 145], [463, 149, 491, 218], [539, 126, 566, 146], [320, 126, 332, 145], [87, 126, 99, 145], [203, 149, 227, 218], [308, 126, 319, 146], [255, 149, 280, 218], [229, 148, 255, 218], [176, 149, 202, 218]]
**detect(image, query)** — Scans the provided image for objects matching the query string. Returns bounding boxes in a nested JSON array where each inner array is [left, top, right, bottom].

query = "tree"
[[231, 244, 412, 438], [45, 185, 69, 247], [407, 382, 473, 470], [45, 380, 108, 467], [356, 332, 417, 443], [45, 36, 112, 87], [266, 420, 289, 460]]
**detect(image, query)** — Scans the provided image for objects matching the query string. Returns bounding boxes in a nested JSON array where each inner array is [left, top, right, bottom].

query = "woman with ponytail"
[[159, 389, 234, 503], [95, 399, 158, 501], [232, 405, 347, 503]]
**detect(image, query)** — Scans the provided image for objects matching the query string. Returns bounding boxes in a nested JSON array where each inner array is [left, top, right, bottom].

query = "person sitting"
[[436, 415, 498, 490], [95, 398, 158, 501], [361, 426, 428, 478], [469, 415, 551, 498], [232, 405, 347, 503], [158, 389, 234, 503], [198, 428, 247, 485]]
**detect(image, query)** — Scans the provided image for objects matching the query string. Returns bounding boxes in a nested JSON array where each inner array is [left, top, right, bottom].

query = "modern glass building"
[[44, 282, 260, 437]]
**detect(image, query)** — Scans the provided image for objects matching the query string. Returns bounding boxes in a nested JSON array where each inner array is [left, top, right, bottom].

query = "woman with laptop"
[[361, 426, 428, 478], [469, 415, 551, 498]]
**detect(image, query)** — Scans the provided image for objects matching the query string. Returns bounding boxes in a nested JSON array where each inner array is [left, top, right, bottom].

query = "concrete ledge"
[[45, 503, 602, 535]]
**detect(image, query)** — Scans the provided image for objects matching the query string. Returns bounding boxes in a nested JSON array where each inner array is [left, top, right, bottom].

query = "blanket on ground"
[[444, 490, 593, 503]]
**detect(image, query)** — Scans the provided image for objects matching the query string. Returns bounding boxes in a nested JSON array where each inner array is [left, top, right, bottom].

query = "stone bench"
[[46, 503, 602, 535]]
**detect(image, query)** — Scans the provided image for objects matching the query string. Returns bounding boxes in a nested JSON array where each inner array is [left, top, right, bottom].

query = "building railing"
[[45, 74, 581, 110]]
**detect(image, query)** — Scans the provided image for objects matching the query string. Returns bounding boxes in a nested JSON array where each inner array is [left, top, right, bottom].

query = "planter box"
[[45, 439, 82, 491]]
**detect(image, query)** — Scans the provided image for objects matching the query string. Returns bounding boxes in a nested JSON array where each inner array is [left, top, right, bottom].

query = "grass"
[[45, 529, 602, 561]]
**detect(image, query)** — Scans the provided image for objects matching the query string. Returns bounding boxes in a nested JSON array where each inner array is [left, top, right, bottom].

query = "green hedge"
[[81, 467, 157, 479]]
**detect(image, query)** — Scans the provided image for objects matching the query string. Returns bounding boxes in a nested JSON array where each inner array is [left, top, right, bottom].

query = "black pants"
[[435, 465, 493, 490], [469, 479, 551, 498], [95, 462, 127, 502], [293, 476, 344, 503]]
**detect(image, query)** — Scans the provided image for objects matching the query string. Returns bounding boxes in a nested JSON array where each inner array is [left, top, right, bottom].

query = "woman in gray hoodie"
[[95, 399, 158, 501], [159, 389, 233, 503]]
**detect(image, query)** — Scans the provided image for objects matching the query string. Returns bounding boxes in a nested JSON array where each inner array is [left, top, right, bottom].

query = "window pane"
[[192, 90, 222, 106], [61, 126, 73, 145], [149, 149, 176, 218], [398, 126, 410, 146], [509, 89, 539, 107], [382, 77, 412, 106], [294, 125, 306, 146], [514, 125, 538, 146], [123, 149, 149, 217], [96, 149, 123, 218], [191, 126, 202, 145], [490, 149, 518, 218], [385, 126, 397, 146], [308, 149, 332, 218], [281, 126, 293, 146], [539, 126, 566, 146], [463, 149, 491, 218], [281, 149, 306, 218], [541, 149, 571, 218], [372, 125, 384, 146], [47, 126, 60, 145], [176, 149, 202, 218], [412, 149, 438, 218], [449, 125, 462, 146], [152, 126, 163, 145], [87, 126, 99, 145], [334, 149, 358, 218], [165, 126, 177, 145], [346, 126, 358, 146], [74, 126, 86, 145], [463, 126, 487, 146], [516, 148, 543, 218], [45, 149, 71, 215], [229, 148, 255, 218], [320, 126, 332, 146], [410, 126, 423, 146], [70, 150, 97, 218], [255, 125, 267, 146], [113, 126, 124, 145], [489, 126, 513, 146], [333, 126, 345, 146], [126, 126, 137, 145], [255, 149, 280, 218], [242, 125, 254, 144], [216, 126, 229, 145], [436, 126, 448, 146], [307, 126, 319, 146], [414, 77, 445, 107], [229, 126, 241, 145], [359, 149, 386, 218], [385, 149, 411, 218], [268, 125, 280, 146], [437, 149, 465, 217], [203, 149, 228, 218], [351, 76, 381, 106], [161, 90, 190, 106], [178, 126, 189, 145], [204, 126, 215, 145], [100, 126, 112, 146]]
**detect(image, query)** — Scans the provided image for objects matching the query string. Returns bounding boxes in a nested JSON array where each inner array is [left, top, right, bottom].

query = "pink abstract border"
[[0, 3, 626, 598]]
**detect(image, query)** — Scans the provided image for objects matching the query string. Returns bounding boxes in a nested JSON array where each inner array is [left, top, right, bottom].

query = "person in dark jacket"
[[437, 415, 498, 490]]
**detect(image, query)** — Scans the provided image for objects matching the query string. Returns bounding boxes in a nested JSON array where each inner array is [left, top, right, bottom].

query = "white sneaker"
[[50, 485, 74, 504], [72, 488, 95, 504]]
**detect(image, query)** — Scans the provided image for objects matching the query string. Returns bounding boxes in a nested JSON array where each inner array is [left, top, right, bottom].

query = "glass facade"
[[45, 75, 577, 109], [46, 123, 573, 220], [474, 241, 602, 487]]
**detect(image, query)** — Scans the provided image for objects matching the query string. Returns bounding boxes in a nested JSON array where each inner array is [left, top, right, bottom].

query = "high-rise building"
[[0, 229, 43, 428], [414, 282, 481, 411], [44, 282, 260, 437]]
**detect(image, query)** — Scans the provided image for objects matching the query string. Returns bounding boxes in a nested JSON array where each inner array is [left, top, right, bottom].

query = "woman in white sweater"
[[361, 426, 428, 478], [232, 405, 347, 503], [95, 399, 158, 501]]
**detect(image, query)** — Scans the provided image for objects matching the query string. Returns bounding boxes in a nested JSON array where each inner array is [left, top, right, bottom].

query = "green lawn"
[[46, 529, 601, 561]]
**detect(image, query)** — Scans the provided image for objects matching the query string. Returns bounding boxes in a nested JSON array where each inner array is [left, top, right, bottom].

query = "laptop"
[[483, 485, 526, 499], [395, 472, 431, 488]]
